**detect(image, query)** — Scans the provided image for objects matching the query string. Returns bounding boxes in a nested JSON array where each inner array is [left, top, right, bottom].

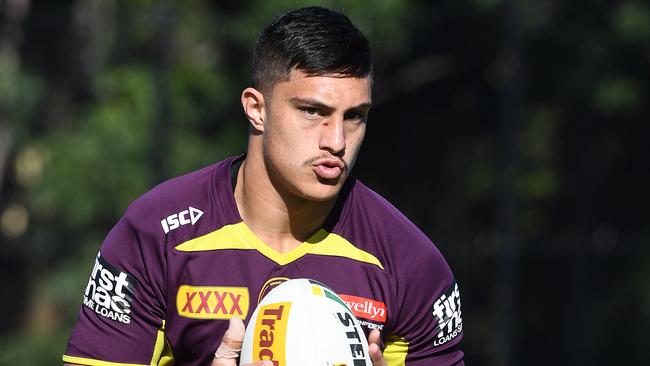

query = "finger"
[[218, 317, 246, 355], [211, 355, 236, 366], [368, 329, 387, 366], [211, 317, 246, 366], [368, 329, 381, 346]]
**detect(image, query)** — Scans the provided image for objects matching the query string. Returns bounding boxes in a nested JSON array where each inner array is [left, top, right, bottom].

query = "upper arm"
[[386, 243, 464, 365], [62, 215, 169, 365]]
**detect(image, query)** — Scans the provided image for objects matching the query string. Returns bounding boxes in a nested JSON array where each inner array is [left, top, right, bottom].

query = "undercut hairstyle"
[[252, 6, 372, 93]]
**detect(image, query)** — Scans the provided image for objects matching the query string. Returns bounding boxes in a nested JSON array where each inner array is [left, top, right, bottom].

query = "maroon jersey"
[[63, 155, 463, 366]]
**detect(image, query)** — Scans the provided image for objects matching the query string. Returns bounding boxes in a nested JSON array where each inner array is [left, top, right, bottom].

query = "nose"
[[319, 118, 346, 156]]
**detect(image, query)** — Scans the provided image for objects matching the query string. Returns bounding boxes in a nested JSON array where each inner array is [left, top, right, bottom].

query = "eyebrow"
[[289, 97, 372, 112]]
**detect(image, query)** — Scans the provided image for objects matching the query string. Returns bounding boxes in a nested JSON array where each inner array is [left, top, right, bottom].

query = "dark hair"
[[252, 6, 372, 92]]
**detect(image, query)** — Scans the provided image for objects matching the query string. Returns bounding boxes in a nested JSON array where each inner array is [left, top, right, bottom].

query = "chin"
[[300, 182, 342, 202]]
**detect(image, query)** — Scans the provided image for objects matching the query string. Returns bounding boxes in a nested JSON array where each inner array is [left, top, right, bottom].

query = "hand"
[[368, 329, 388, 366], [211, 317, 272, 366]]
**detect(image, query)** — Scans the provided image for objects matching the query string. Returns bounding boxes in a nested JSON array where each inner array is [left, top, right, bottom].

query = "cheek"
[[344, 127, 366, 166], [346, 126, 366, 151], [269, 115, 318, 148], [263, 116, 309, 164]]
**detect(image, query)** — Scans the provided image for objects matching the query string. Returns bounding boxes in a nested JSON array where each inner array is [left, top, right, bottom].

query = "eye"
[[344, 110, 367, 123], [299, 107, 322, 119]]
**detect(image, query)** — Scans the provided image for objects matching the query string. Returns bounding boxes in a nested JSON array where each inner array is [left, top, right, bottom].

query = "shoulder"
[[121, 156, 237, 238], [339, 179, 451, 276], [344, 179, 424, 236]]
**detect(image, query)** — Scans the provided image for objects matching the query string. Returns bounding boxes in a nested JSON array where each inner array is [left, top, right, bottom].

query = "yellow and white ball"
[[240, 278, 372, 366]]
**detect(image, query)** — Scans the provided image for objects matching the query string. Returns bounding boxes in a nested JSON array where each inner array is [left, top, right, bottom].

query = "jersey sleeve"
[[63, 208, 170, 366], [385, 239, 464, 366]]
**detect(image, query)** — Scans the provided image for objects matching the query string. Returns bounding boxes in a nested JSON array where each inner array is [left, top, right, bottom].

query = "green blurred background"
[[0, 0, 649, 364]]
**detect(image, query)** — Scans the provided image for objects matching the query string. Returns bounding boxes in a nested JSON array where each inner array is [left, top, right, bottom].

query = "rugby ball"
[[240, 278, 372, 366]]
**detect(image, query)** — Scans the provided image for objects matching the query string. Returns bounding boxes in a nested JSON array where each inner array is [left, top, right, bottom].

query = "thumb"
[[368, 329, 387, 366], [211, 317, 245, 366]]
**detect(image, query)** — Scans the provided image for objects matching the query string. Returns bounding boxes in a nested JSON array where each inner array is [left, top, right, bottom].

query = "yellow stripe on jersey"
[[175, 222, 384, 269], [149, 320, 174, 366], [63, 322, 174, 366], [237, 223, 384, 268], [62, 355, 147, 366], [174, 223, 253, 251], [384, 335, 409, 366], [307, 231, 384, 269]]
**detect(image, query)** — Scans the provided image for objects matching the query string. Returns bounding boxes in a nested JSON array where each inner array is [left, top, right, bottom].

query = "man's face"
[[261, 69, 372, 202]]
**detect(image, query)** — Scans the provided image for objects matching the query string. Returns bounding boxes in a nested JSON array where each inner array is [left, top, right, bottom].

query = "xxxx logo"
[[176, 285, 249, 319]]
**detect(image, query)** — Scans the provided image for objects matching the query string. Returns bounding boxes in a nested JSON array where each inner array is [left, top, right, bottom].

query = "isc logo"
[[161, 206, 203, 234]]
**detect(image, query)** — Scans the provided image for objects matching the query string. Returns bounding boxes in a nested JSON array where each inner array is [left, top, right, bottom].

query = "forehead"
[[269, 69, 372, 107]]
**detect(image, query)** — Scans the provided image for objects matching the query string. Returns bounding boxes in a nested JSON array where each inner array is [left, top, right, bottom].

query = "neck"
[[234, 158, 336, 253]]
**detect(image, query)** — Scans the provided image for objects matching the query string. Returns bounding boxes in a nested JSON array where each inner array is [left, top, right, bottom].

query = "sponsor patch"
[[161, 206, 203, 234], [339, 294, 387, 323], [83, 252, 138, 324], [253, 302, 291, 365], [432, 281, 463, 347], [177, 285, 249, 319], [358, 319, 384, 331]]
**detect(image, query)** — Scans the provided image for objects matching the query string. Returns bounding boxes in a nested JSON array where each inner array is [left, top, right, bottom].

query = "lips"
[[312, 159, 344, 180]]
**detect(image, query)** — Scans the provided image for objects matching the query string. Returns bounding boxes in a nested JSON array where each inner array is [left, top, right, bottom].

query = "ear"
[[241, 87, 266, 133]]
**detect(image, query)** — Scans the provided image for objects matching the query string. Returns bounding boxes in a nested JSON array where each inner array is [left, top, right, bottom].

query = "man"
[[63, 6, 464, 366]]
